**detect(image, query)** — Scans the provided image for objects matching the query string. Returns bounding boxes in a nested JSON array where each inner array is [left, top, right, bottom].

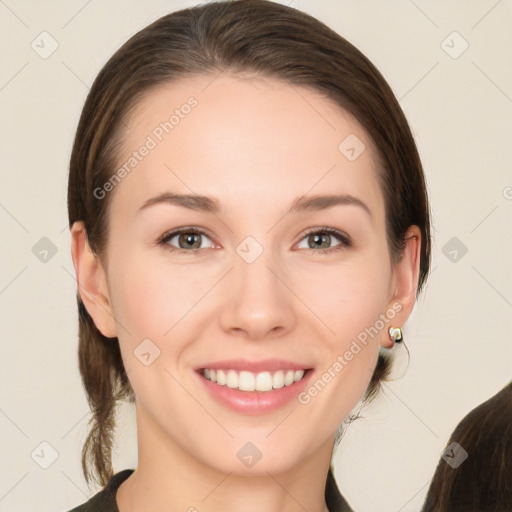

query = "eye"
[[156, 226, 351, 255], [157, 227, 215, 254], [296, 227, 351, 254]]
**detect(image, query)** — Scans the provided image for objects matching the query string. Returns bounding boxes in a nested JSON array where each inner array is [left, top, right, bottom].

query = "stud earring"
[[388, 327, 403, 343]]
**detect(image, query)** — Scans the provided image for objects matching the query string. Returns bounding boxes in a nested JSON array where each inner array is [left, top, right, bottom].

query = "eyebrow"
[[137, 192, 372, 218]]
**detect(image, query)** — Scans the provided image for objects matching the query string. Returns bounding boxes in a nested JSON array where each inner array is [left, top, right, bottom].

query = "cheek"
[[107, 255, 197, 396], [109, 253, 204, 339], [295, 254, 392, 345], [109, 240, 392, 347], [296, 258, 389, 425]]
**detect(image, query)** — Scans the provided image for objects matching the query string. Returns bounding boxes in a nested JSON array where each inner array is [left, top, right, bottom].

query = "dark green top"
[[67, 466, 354, 511]]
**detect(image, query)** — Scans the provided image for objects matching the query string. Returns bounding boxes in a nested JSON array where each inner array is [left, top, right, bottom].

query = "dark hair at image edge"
[[67, 0, 432, 489], [421, 381, 512, 511]]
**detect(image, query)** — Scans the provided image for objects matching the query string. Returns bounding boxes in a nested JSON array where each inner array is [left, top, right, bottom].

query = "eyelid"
[[299, 226, 351, 242], [156, 226, 216, 251], [157, 225, 352, 253], [296, 226, 352, 251]]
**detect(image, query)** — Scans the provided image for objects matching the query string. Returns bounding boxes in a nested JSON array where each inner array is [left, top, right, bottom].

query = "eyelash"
[[156, 226, 352, 255]]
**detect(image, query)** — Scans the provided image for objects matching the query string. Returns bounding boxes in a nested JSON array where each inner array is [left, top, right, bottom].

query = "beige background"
[[1, 1, 511, 511]]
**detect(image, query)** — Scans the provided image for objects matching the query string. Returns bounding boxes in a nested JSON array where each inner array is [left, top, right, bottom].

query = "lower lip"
[[196, 370, 314, 415]]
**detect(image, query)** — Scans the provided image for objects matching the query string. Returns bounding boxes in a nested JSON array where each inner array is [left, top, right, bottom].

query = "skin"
[[71, 72, 421, 512]]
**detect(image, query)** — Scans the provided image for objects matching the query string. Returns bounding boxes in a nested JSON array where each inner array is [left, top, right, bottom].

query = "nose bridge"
[[218, 236, 296, 339], [237, 241, 279, 296]]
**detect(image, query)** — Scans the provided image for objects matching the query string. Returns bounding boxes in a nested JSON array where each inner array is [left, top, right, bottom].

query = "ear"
[[381, 225, 422, 349], [70, 221, 117, 338]]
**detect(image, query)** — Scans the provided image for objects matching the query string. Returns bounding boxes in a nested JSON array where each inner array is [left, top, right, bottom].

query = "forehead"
[[111, 72, 384, 220]]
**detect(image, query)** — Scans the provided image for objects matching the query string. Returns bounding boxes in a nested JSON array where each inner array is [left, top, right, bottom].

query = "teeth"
[[202, 368, 306, 392]]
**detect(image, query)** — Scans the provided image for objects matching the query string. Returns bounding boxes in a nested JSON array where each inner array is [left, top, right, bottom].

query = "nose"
[[218, 251, 297, 341]]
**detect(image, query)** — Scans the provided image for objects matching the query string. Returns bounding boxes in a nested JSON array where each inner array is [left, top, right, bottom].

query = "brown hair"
[[421, 381, 512, 511], [67, 0, 431, 489]]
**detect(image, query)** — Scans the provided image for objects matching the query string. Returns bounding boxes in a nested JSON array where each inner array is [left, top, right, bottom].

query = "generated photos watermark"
[[297, 301, 403, 405], [93, 96, 198, 200]]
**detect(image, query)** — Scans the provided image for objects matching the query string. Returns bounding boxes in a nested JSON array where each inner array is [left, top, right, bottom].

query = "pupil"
[[311, 233, 328, 248], [181, 233, 200, 249], [177, 233, 332, 250]]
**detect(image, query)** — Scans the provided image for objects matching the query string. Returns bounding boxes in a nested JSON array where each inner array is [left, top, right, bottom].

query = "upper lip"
[[196, 359, 313, 373]]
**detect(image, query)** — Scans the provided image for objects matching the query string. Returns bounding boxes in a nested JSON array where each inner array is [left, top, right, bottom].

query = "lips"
[[193, 359, 314, 414], [196, 366, 314, 415]]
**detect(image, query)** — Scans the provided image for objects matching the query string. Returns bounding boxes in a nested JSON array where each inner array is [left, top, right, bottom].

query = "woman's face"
[[78, 72, 418, 475]]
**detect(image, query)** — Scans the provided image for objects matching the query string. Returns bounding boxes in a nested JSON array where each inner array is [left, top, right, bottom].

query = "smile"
[[201, 368, 307, 392]]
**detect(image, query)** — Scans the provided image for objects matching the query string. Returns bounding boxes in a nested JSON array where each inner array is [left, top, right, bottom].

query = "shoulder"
[[325, 466, 354, 512], [64, 469, 134, 512]]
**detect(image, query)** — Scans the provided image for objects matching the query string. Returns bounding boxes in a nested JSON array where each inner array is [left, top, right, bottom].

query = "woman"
[[67, 1, 431, 510]]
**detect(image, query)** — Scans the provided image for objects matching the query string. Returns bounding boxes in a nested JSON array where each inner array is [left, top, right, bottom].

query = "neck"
[[116, 406, 335, 512]]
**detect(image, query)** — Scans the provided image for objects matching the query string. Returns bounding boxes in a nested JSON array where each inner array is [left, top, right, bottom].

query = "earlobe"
[[382, 226, 422, 348], [70, 221, 118, 338]]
